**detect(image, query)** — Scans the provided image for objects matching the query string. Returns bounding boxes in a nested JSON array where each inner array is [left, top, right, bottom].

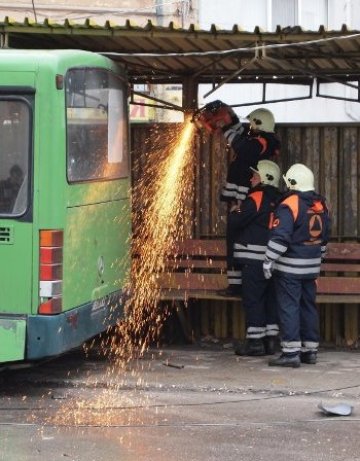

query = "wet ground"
[[0, 342, 360, 461]]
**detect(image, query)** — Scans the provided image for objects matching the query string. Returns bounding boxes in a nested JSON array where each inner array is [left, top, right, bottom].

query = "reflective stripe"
[[274, 262, 321, 275], [266, 324, 279, 336], [222, 183, 249, 201], [235, 192, 247, 201], [227, 270, 242, 277], [281, 340, 301, 353], [234, 243, 267, 262], [265, 249, 280, 260], [246, 326, 266, 339], [223, 182, 249, 194], [268, 240, 288, 253], [278, 256, 322, 266], [282, 347, 301, 353], [234, 243, 266, 252], [227, 268, 242, 285], [234, 251, 265, 261], [302, 341, 319, 350], [248, 326, 266, 333], [224, 124, 244, 144]]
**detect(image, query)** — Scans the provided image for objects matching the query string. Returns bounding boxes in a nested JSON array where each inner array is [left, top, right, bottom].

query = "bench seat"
[[156, 239, 360, 345]]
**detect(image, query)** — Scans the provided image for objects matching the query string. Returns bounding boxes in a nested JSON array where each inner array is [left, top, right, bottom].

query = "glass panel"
[[66, 68, 128, 183], [0, 99, 30, 216], [272, 0, 297, 29], [300, 0, 327, 29]]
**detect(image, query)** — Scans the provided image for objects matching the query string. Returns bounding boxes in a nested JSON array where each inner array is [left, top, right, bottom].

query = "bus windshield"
[[0, 99, 30, 216], [66, 68, 129, 182]]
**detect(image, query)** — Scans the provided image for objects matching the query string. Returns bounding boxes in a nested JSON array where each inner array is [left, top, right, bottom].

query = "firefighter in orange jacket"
[[218, 105, 280, 295], [263, 164, 331, 368], [228, 160, 283, 355]]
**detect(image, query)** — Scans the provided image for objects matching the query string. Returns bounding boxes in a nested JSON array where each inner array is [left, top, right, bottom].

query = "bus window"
[[0, 99, 30, 216], [66, 68, 128, 182]]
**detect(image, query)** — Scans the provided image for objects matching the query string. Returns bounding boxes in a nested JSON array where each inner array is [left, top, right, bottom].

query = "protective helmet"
[[283, 163, 315, 192], [250, 160, 280, 187], [247, 108, 275, 133]]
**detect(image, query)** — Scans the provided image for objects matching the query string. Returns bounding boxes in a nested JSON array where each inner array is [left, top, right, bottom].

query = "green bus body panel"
[[0, 318, 26, 362], [0, 223, 33, 314], [64, 195, 131, 310]]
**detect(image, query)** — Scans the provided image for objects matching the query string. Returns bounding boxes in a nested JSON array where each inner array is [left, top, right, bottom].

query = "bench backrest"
[[158, 240, 360, 295]]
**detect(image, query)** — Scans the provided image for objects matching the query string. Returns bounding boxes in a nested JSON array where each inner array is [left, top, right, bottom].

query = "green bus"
[[0, 49, 131, 363]]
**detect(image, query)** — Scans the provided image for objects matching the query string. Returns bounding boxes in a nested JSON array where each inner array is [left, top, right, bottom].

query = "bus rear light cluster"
[[38, 229, 63, 315]]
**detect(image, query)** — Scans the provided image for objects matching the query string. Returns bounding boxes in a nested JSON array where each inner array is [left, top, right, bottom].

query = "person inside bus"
[[0, 164, 24, 213]]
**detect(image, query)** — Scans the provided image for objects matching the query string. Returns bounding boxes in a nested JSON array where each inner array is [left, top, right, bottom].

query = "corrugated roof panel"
[[2, 18, 360, 84]]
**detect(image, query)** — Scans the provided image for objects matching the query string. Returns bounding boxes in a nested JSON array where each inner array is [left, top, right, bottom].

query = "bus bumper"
[[0, 318, 26, 362], [26, 291, 125, 360]]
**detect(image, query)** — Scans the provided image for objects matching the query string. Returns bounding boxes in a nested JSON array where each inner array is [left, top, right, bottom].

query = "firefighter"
[[263, 163, 331, 368], [206, 103, 281, 296], [228, 160, 283, 355]]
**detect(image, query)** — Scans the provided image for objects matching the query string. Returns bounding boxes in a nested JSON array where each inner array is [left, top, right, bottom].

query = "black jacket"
[[229, 184, 283, 264], [220, 127, 281, 203]]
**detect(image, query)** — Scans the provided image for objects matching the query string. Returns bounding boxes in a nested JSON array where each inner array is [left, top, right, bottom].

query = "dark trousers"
[[242, 263, 279, 338], [226, 215, 242, 288], [274, 274, 319, 352]]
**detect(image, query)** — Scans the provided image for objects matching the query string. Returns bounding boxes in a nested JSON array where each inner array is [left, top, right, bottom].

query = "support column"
[[182, 75, 199, 237]]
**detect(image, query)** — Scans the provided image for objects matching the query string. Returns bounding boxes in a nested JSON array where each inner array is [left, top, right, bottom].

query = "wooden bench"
[[158, 240, 360, 346]]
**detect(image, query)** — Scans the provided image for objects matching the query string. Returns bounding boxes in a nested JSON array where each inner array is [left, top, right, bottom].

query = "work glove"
[[263, 258, 274, 280], [321, 245, 327, 263]]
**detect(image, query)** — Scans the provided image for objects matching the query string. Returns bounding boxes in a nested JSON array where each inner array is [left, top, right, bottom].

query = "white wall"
[[199, 0, 360, 123]]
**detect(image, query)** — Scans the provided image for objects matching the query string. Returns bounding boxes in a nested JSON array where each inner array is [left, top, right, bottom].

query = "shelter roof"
[[2, 17, 360, 85]]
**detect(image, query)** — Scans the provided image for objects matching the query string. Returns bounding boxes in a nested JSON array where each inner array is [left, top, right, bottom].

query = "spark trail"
[[112, 120, 195, 363]]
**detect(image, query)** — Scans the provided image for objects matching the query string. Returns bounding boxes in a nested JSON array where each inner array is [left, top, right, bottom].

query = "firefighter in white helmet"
[[263, 163, 331, 367], [215, 104, 280, 296], [228, 160, 282, 355]]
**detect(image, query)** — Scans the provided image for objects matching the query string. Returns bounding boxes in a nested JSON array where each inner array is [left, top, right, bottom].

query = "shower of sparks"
[[39, 120, 196, 428], [111, 120, 195, 364]]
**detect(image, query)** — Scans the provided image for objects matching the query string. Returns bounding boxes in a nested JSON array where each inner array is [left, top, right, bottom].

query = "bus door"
[[0, 94, 33, 361]]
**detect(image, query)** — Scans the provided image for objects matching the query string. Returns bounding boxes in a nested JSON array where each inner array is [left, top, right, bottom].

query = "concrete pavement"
[[1, 343, 360, 461]]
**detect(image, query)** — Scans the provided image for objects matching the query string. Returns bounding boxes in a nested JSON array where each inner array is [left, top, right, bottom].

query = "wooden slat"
[[159, 273, 360, 296], [316, 294, 360, 303], [157, 272, 227, 290], [166, 259, 226, 270], [170, 239, 226, 256], [317, 276, 360, 294], [326, 243, 360, 260], [321, 263, 360, 272]]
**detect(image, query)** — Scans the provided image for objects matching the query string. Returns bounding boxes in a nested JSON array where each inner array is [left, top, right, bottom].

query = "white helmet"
[[247, 108, 275, 133], [250, 160, 280, 187], [283, 163, 315, 192]]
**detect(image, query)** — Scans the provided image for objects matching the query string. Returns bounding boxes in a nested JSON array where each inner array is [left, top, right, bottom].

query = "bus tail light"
[[39, 229, 63, 315]]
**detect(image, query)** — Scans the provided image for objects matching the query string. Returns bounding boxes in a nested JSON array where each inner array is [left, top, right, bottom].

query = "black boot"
[[263, 336, 280, 355], [235, 338, 266, 356], [300, 351, 317, 364], [268, 353, 300, 368]]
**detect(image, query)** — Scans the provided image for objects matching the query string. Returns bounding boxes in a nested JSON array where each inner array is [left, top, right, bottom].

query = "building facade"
[[199, 0, 360, 122]]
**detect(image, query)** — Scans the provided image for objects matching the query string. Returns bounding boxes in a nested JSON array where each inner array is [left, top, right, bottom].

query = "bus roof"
[[0, 49, 121, 73]]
